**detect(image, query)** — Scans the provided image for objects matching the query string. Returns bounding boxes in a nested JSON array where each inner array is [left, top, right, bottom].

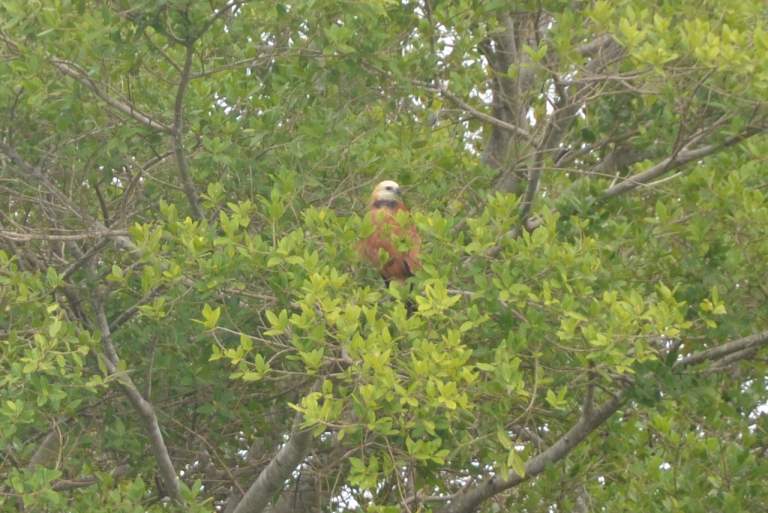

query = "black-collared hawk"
[[359, 180, 421, 288]]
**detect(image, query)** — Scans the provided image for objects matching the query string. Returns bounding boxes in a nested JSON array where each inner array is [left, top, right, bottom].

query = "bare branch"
[[0, 229, 128, 242], [172, 45, 204, 219], [51, 59, 173, 134], [1, 141, 93, 218], [142, 31, 182, 72], [589, 145, 652, 176], [516, 36, 624, 214], [574, 484, 592, 513], [582, 363, 596, 419], [93, 180, 111, 226], [51, 477, 99, 491], [5, 85, 24, 143], [519, 76, 571, 220]]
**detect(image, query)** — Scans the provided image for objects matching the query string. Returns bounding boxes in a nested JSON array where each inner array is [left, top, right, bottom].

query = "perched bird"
[[359, 180, 421, 291]]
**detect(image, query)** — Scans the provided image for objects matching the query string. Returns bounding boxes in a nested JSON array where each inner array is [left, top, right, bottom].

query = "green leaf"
[[201, 304, 221, 330], [507, 449, 526, 478]]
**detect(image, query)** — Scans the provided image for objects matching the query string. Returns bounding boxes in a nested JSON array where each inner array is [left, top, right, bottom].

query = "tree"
[[1, 1, 768, 512]]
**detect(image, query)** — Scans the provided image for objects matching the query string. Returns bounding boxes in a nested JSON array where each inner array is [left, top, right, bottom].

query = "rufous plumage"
[[359, 180, 421, 286]]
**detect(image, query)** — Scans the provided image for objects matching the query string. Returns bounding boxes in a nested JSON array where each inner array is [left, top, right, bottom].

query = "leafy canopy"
[[1, 1, 767, 512]]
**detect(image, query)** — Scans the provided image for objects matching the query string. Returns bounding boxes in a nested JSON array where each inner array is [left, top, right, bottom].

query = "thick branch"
[[706, 347, 759, 372], [173, 45, 204, 219], [231, 417, 314, 513], [674, 329, 768, 369], [589, 145, 651, 176], [602, 127, 765, 199], [93, 297, 183, 504], [441, 327, 768, 513], [51, 59, 173, 134], [439, 394, 623, 513]]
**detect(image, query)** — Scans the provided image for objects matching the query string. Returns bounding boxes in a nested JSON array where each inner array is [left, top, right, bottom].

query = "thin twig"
[[108, 286, 166, 332], [51, 58, 173, 134], [433, 85, 535, 144]]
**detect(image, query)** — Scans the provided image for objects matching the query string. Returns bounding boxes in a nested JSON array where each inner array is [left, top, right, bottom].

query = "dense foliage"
[[1, 1, 767, 512]]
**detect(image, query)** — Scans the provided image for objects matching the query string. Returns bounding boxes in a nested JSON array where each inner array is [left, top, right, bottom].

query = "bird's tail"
[[405, 298, 416, 317], [383, 277, 416, 317]]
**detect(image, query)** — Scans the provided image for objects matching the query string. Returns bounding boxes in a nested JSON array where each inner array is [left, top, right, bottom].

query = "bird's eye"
[[386, 186, 393, 191]]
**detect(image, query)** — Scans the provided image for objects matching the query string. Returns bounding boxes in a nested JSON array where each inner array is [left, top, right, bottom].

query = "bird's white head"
[[371, 180, 402, 203]]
